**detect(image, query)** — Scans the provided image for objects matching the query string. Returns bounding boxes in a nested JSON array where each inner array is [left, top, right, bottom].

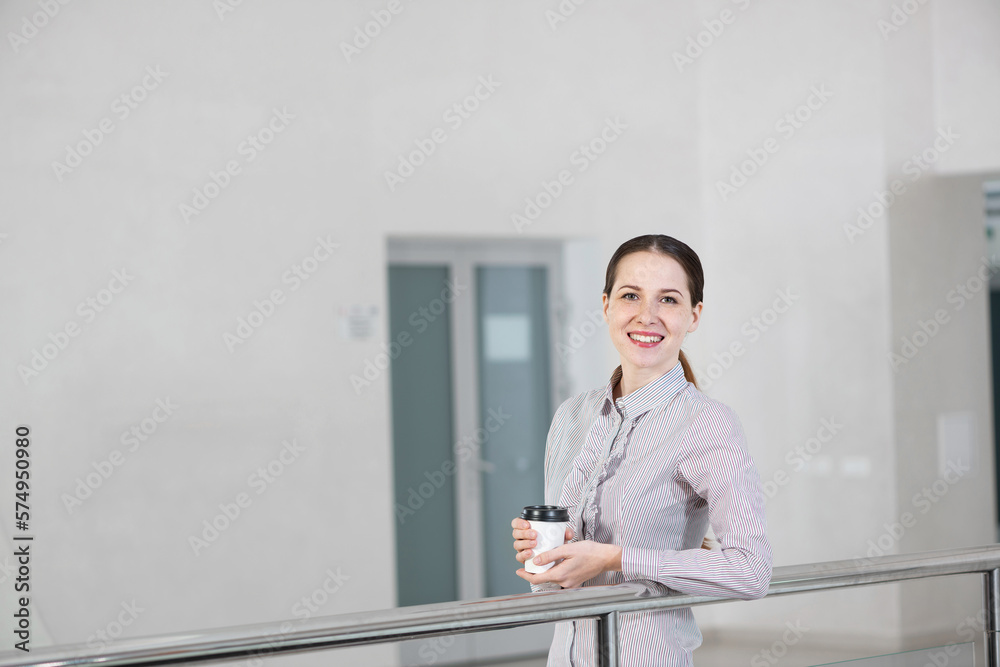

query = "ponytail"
[[678, 349, 698, 389]]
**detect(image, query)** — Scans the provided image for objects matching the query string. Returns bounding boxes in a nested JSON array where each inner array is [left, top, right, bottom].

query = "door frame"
[[387, 237, 567, 664], [387, 238, 565, 601]]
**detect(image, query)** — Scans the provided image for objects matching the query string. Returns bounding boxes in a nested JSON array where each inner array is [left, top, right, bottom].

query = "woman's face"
[[602, 251, 702, 379]]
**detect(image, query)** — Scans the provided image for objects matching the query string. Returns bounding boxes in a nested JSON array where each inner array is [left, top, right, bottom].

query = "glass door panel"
[[389, 265, 458, 607], [476, 265, 551, 598]]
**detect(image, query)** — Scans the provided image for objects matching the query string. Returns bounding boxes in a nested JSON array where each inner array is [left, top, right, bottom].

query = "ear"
[[687, 302, 703, 333], [602, 292, 610, 323]]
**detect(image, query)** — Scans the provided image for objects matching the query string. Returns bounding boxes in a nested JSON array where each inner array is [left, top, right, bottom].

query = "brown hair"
[[602, 234, 704, 388]]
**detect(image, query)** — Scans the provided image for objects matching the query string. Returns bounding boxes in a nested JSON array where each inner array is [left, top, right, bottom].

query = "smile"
[[628, 333, 664, 344]]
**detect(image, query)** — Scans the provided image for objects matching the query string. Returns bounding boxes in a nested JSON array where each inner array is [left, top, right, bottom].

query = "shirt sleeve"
[[619, 400, 772, 600]]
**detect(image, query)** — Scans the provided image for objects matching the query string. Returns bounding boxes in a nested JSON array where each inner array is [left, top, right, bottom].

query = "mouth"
[[628, 332, 664, 346]]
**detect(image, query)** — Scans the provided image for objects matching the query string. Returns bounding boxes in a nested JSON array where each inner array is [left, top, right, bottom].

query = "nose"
[[637, 298, 657, 324]]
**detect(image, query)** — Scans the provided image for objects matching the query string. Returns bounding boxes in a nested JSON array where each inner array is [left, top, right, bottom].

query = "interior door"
[[388, 239, 562, 665]]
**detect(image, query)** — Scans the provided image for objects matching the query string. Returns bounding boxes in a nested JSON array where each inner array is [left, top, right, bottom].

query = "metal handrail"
[[3, 545, 999, 667]]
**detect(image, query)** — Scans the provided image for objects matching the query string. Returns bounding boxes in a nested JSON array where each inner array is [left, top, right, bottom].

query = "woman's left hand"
[[515, 539, 623, 589]]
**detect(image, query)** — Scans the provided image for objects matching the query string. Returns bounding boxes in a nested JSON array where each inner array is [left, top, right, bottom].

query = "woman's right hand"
[[511, 517, 538, 565]]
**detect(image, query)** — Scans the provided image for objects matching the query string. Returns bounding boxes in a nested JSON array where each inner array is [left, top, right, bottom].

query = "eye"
[[662, 296, 677, 304], [621, 292, 638, 300]]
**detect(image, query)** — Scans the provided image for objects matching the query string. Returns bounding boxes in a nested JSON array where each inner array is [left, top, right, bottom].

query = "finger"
[[535, 542, 573, 565], [531, 549, 563, 568], [565, 526, 575, 542], [511, 518, 530, 530], [515, 567, 547, 583], [512, 528, 536, 541], [513, 539, 537, 551], [515, 549, 533, 563], [515, 567, 558, 587], [525, 561, 572, 589], [514, 568, 537, 583], [532, 561, 575, 589]]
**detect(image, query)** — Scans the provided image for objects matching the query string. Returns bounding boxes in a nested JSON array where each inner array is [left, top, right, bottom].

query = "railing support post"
[[596, 611, 620, 667], [986, 568, 1000, 667]]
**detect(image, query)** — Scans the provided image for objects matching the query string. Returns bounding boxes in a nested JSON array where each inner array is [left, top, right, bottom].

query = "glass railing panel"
[[693, 573, 986, 667], [811, 641, 974, 666]]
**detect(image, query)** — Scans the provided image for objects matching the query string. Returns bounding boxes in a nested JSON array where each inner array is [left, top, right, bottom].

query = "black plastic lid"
[[521, 505, 569, 522]]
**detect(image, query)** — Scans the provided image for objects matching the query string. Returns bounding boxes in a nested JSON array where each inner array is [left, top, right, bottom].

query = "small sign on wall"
[[937, 411, 976, 478], [339, 305, 378, 340], [483, 313, 531, 362]]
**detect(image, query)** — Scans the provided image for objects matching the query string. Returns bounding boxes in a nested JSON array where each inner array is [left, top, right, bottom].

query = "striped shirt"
[[541, 361, 772, 667]]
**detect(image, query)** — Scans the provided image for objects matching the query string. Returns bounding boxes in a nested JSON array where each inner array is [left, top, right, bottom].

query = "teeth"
[[629, 333, 663, 343]]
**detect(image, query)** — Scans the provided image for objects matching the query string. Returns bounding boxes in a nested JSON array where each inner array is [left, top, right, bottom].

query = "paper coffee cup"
[[521, 505, 569, 574]]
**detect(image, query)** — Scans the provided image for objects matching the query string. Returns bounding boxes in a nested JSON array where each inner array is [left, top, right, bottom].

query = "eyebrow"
[[617, 284, 683, 295]]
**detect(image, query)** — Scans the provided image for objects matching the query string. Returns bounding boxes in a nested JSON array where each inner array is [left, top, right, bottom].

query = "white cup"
[[521, 505, 569, 574]]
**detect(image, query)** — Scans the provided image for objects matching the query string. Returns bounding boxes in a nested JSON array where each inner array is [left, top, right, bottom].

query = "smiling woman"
[[600, 237, 704, 398], [511, 234, 772, 667]]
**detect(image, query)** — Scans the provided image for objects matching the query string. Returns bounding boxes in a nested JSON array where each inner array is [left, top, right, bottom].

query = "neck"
[[616, 358, 680, 398]]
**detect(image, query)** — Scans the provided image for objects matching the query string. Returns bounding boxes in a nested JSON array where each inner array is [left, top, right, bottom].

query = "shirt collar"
[[602, 360, 689, 420]]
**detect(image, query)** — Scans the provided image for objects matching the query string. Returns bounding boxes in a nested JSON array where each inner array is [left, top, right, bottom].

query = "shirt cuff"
[[621, 546, 674, 582]]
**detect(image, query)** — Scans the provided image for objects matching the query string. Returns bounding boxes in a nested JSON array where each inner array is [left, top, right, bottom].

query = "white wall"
[[1, 1, 998, 664], [691, 0, 903, 644], [884, 0, 999, 643], [932, 0, 1000, 174]]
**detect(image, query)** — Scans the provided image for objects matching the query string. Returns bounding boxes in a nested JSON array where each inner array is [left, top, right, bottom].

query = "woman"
[[511, 234, 772, 666]]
